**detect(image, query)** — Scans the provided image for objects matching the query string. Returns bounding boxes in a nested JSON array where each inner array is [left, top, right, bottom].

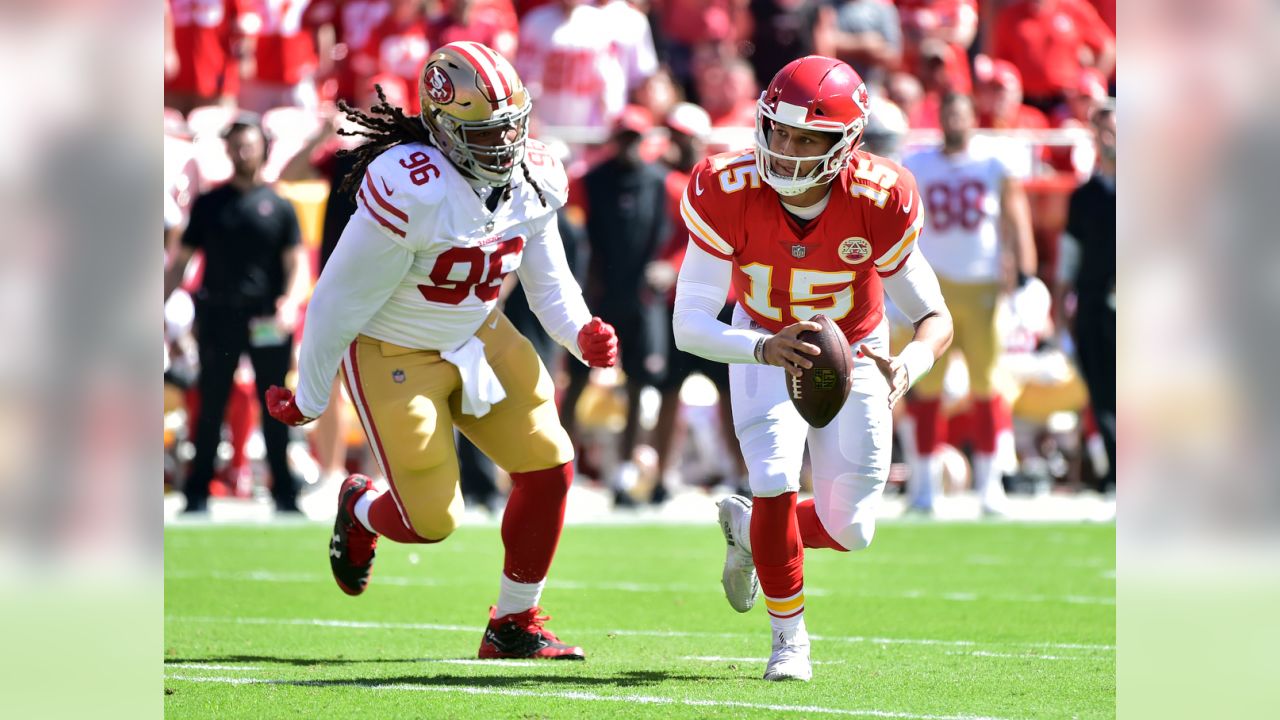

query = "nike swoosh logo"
[[694, 174, 705, 196], [381, 178, 395, 196], [902, 191, 913, 214]]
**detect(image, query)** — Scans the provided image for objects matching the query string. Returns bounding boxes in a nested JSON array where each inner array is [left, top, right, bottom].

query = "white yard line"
[[162, 674, 1016, 720], [680, 655, 846, 666], [164, 663, 262, 671], [166, 570, 1114, 605], [945, 651, 1089, 661], [165, 615, 1115, 651]]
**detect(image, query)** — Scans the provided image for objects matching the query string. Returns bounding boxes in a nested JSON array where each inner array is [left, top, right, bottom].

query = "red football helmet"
[[755, 56, 871, 196]]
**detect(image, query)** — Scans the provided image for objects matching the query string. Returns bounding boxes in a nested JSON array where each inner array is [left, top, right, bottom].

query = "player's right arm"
[[291, 150, 434, 418], [672, 157, 819, 371]]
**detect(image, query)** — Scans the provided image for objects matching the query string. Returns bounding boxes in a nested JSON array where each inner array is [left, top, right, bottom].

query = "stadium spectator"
[[164, 114, 310, 514], [264, 44, 617, 658], [1047, 67, 1108, 174], [165, 0, 244, 114], [830, 0, 903, 86], [599, 0, 659, 95], [991, 0, 1115, 114], [972, 55, 1050, 130], [905, 40, 967, 130], [650, 102, 746, 503], [633, 67, 683, 128], [354, 0, 432, 108], [655, 0, 739, 91], [897, 0, 977, 95], [561, 106, 671, 506], [430, 0, 520, 59], [902, 93, 1036, 514], [516, 0, 628, 148], [694, 52, 758, 129], [886, 71, 925, 130], [306, 0, 391, 104], [674, 56, 952, 682], [238, 0, 325, 113], [745, 0, 836, 88], [1060, 102, 1115, 491]]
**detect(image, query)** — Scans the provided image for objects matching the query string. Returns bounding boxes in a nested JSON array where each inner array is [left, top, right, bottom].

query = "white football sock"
[[770, 614, 807, 645], [353, 491, 377, 534], [972, 453, 1007, 507], [496, 574, 546, 618]]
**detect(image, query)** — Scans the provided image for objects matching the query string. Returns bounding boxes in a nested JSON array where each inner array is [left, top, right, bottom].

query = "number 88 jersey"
[[350, 139, 569, 351], [680, 148, 924, 344]]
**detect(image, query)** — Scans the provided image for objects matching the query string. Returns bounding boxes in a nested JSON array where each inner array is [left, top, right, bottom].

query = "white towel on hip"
[[440, 335, 507, 417]]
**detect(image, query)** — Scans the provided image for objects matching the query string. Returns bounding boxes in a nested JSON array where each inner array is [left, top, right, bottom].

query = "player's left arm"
[[867, 252, 954, 409], [1000, 173, 1037, 285]]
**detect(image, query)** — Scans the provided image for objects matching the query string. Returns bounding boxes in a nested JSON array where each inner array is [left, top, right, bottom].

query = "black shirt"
[[183, 182, 301, 313], [583, 157, 671, 313], [1065, 174, 1116, 314]]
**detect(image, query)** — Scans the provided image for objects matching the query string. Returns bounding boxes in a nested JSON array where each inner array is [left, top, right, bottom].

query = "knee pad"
[[830, 520, 876, 551]]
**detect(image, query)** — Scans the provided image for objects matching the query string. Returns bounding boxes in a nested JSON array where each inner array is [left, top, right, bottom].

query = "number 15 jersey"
[[680, 148, 924, 344]]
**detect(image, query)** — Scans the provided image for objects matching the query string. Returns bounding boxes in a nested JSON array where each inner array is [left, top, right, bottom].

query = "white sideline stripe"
[[166, 570, 1114, 605], [682, 655, 846, 666], [162, 675, 1015, 720], [945, 651, 1088, 662], [165, 663, 261, 671], [166, 615, 1115, 651]]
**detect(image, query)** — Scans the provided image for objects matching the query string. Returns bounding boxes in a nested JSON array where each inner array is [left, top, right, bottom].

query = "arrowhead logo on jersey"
[[425, 65, 455, 104], [838, 237, 872, 265]]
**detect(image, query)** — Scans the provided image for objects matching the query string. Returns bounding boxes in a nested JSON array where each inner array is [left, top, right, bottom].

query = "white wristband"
[[899, 341, 935, 389]]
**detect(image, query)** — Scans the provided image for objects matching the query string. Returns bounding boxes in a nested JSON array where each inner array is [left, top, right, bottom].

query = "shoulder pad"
[[362, 144, 449, 209]]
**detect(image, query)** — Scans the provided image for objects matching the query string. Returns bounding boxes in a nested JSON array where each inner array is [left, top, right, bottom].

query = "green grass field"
[[164, 519, 1115, 719]]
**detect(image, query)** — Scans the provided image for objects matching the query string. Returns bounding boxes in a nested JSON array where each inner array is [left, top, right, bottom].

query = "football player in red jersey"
[[673, 56, 954, 681]]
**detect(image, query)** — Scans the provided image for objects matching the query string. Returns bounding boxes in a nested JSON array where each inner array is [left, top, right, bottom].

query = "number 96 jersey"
[[680, 148, 923, 344], [352, 138, 569, 351]]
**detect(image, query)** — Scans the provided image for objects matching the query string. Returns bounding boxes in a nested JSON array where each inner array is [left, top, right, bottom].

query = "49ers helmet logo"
[[838, 236, 872, 265], [425, 65, 454, 104]]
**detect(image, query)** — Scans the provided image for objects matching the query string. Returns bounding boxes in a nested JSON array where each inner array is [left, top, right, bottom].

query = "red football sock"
[[911, 397, 946, 454], [226, 379, 256, 469], [971, 397, 998, 454], [751, 493, 805, 619], [797, 498, 847, 551], [368, 491, 434, 544], [502, 462, 573, 584]]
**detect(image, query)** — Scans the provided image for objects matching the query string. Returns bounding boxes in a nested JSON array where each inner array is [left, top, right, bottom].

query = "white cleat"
[[764, 625, 812, 682], [717, 496, 758, 613]]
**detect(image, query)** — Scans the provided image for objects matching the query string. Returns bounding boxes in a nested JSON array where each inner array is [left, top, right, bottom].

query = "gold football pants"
[[913, 279, 1002, 399]]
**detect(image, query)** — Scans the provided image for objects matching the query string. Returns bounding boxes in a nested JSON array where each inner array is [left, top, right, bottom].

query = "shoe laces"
[[501, 606, 561, 642]]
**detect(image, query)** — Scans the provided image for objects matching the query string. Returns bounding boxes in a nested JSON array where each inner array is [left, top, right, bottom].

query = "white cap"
[[666, 102, 712, 142]]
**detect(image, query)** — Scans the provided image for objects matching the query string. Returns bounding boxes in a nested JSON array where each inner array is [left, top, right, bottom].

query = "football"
[[785, 313, 853, 428]]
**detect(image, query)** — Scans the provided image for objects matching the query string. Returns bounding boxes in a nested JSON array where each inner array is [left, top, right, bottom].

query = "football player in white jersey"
[[902, 92, 1036, 515], [264, 41, 619, 660]]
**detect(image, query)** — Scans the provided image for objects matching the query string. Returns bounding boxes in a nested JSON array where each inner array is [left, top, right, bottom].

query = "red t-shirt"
[[978, 103, 1049, 130], [992, 0, 1113, 99], [680, 148, 922, 342], [308, 0, 391, 102], [355, 14, 432, 106], [167, 0, 242, 97]]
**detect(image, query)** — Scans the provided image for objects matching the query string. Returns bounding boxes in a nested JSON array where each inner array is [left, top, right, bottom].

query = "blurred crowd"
[[164, 0, 1117, 515]]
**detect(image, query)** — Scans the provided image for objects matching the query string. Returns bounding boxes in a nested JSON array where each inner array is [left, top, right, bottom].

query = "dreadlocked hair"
[[335, 83, 550, 208]]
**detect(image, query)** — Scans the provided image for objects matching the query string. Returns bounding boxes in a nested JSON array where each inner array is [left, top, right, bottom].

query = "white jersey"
[[904, 147, 1011, 283], [294, 138, 591, 417], [599, 0, 658, 90], [516, 4, 626, 133]]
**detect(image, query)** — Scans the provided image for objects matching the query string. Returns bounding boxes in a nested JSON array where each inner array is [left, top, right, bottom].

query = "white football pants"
[[728, 305, 893, 551]]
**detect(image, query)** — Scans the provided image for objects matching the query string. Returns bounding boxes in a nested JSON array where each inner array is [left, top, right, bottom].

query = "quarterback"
[[673, 56, 954, 681], [265, 41, 618, 660]]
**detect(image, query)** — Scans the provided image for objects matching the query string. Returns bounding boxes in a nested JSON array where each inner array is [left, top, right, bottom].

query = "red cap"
[[613, 105, 654, 135], [974, 55, 1022, 91]]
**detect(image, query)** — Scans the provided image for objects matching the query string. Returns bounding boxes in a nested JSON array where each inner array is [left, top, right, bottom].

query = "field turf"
[[164, 519, 1115, 719]]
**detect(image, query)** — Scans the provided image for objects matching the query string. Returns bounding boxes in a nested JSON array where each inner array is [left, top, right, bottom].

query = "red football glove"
[[577, 316, 618, 368], [266, 385, 314, 426]]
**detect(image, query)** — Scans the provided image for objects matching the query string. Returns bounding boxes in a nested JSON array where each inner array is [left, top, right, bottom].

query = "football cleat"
[[478, 606, 585, 660], [717, 495, 759, 612], [764, 624, 813, 682], [330, 475, 378, 596]]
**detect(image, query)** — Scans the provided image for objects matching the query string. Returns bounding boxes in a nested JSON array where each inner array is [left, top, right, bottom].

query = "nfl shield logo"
[[791, 245, 807, 259]]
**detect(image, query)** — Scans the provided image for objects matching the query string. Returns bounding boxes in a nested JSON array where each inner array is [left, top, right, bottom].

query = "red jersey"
[[680, 148, 923, 343], [356, 14, 431, 106], [992, 0, 1113, 99], [243, 0, 321, 84], [167, 0, 242, 97]]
